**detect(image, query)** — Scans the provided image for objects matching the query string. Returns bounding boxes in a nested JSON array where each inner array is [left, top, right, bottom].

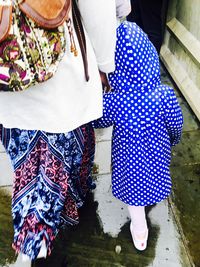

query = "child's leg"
[[128, 205, 148, 250], [128, 205, 148, 235]]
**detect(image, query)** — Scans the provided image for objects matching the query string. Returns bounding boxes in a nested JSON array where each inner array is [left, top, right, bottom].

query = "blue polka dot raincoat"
[[93, 21, 183, 206]]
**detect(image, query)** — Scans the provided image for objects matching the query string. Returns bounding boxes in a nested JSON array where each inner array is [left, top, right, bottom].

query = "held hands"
[[99, 71, 112, 93]]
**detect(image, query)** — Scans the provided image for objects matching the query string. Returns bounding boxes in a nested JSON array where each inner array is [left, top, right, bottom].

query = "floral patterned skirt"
[[0, 123, 95, 260]]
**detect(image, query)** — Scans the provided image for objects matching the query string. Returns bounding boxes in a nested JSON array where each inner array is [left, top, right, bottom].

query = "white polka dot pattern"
[[93, 22, 183, 206]]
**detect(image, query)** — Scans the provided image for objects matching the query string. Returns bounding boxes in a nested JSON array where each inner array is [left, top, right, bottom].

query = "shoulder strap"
[[72, 0, 89, 81]]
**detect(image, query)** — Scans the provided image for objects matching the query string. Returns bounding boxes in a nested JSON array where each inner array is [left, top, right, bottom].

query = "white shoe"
[[21, 253, 30, 262], [130, 222, 148, 251], [37, 239, 47, 259]]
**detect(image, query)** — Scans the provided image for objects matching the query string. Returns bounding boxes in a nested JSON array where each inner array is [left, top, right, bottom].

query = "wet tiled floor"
[[0, 190, 16, 267], [170, 117, 200, 266], [31, 193, 191, 267], [0, 64, 200, 267], [162, 65, 200, 267]]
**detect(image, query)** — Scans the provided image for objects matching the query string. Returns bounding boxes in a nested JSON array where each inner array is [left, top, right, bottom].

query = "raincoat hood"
[[109, 21, 161, 92]]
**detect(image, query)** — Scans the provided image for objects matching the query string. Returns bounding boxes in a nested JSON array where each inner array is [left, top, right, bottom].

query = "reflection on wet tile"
[[0, 190, 31, 267], [171, 131, 200, 167], [31, 175, 192, 267], [32, 193, 159, 267], [0, 190, 16, 266], [170, 165, 200, 267]]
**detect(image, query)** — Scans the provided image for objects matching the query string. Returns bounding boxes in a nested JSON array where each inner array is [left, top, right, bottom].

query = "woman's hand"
[[99, 71, 112, 93]]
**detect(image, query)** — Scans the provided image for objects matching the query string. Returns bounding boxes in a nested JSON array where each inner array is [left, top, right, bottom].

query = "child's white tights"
[[128, 205, 148, 237]]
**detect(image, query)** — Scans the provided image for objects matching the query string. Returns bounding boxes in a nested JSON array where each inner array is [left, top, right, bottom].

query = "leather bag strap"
[[0, 5, 12, 42], [72, 0, 89, 81]]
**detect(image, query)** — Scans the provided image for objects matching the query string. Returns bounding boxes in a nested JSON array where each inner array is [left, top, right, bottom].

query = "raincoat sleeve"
[[78, 0, 117, 73], [162, 86, 183, 146], [92, 92, 116, 128]]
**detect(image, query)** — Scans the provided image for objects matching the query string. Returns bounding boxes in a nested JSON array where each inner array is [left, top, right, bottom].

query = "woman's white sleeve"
[[78, 0, 117, 73], [116, 0, 131, 19]]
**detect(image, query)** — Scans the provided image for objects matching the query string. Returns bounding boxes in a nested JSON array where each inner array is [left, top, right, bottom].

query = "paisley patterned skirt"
[[0, 124, 95, 260]]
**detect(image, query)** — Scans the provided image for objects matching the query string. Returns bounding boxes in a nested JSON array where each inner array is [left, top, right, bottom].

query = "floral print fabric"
[[0, 124, 95, 260], [0, 3, 66, 92]]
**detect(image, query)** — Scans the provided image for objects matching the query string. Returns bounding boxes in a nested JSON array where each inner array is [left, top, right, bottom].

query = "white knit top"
[[0, 0, 117, 133]]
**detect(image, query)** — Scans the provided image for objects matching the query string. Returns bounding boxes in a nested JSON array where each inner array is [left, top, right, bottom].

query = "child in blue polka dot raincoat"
[[93, 21, 183, 251]]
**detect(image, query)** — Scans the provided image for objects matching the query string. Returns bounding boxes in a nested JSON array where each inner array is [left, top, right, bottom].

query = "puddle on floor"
[[171, 164, 200, 267], [32, 193, 159, 267], [0, 177, 195, 267]]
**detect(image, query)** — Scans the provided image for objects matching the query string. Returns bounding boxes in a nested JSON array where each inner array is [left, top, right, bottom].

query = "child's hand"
[[99, 71, 112, 93]]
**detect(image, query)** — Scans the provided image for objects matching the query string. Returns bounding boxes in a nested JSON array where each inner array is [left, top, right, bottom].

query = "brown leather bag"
[[22, 0, 89, 81], [0, 0, 89, 91], [0, 0, 71, 41], [19, 0, 71, 29]]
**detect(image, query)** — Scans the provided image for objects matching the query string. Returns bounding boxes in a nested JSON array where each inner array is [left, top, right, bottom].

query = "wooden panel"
[[160, 45, 200, 121], [167, 18, 200, 67]]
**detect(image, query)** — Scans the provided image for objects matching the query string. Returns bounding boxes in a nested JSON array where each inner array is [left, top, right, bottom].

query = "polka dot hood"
[[93, 21, 183, 206], [108, 21, 160, 93]]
